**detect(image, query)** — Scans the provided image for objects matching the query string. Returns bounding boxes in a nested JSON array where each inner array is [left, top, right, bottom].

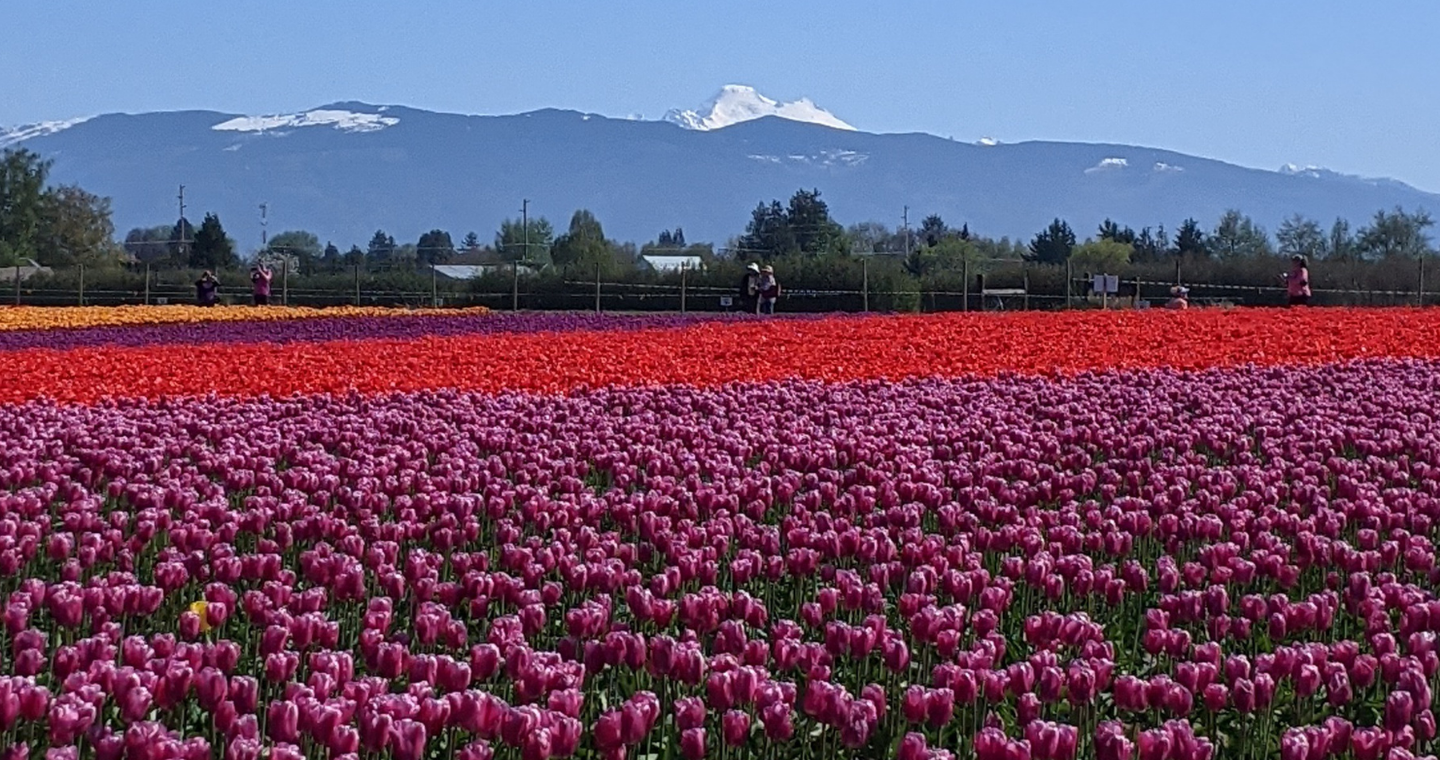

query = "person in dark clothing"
[[196, 271, 219, 307], [737, 262, 761, 313], [250, 264, 273, 306]]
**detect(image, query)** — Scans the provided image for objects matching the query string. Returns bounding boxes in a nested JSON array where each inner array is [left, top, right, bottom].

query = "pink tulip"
[[681, 728, 706, 760], [722, 710, 750, 747]]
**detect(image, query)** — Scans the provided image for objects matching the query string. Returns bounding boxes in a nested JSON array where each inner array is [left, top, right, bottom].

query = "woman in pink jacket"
[[1283, 256, 1311, 307]]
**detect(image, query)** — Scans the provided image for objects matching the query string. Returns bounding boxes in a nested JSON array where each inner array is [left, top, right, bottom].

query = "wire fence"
[[4, 258, 1434, 314]]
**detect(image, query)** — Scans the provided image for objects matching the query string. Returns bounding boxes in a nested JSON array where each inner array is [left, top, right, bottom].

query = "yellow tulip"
[[189, 600, 212, 633], [0, 304, 490, 332]]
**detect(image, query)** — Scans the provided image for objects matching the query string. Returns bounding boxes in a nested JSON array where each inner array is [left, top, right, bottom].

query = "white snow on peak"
[[1153, 162, 1184, 173], [1084, 157, 1130, 174], [976, 137, 999, 147], [664, 85, 855, 132], [1279, 163, 1328, 179], [0, 117, 91, 148], [212, 109, 399, 134]]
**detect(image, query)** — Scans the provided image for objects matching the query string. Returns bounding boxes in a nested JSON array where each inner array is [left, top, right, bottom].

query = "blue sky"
[[5, 0, 1439, 192]]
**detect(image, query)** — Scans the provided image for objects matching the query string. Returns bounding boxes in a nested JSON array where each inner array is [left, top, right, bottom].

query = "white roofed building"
[[638, 255, 704, 273]]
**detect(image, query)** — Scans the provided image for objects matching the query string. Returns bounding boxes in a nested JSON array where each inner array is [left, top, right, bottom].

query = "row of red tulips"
[[7, 309, 1440, 403]]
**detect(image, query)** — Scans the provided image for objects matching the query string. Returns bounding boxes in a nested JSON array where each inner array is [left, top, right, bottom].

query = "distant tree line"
[[5, 145, 1438, 311]]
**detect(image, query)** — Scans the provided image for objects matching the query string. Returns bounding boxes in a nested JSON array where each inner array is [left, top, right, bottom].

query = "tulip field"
[[7, 305, 1440, 760]]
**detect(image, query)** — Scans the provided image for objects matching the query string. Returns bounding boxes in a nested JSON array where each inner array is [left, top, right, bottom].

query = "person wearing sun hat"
[[757, 265, 782, 315], [1166, 285, 1190, 310], [738, 262, 761, 313]]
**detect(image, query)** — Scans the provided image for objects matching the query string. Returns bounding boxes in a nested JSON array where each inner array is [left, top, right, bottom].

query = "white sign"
[[720, 296, 733, 307], [1092, 274, 1120, 294]]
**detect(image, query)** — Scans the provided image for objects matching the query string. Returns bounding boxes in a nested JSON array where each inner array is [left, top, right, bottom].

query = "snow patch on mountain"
[[1279, 163, 1327, 179], [1084, 157, 1130, 174], [212, 109, 399, 134], [1278, 163, 1420, 191], [0, 117, 91, 148], [746, 149, 869, 168], [665, 85, 854, 132], [977, 137, 1000, 147], [1153, 162, 1184, 173]]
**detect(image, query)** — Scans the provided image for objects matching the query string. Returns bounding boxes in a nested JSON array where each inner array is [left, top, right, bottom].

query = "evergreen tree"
[[1026, 219, 1076, 264], [1172, 218, 1208, 257], [416, 229, 456, 266], [461, 231, 482, 252], [189, 213, 237, 270], [919, 214, 948, 247], [367, 230, 397, 265], [1327, 218, 1356, 261], [343, 245, 366, 268], [495, 218, 554, 265], [1132, 227, 1168, 262], [321, 242, 342, 273], [169, 217, 197, 266], [1097, 218, 1137, 245], [739, 201, 796, 259], [787, 189, 844, 255]]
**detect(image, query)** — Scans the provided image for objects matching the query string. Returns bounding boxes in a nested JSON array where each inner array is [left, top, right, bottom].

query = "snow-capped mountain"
[[664, 85, 854, 132], [212, 107, 399, 134], [0, 117, 92, 149], [5, 98, 1438, 247]]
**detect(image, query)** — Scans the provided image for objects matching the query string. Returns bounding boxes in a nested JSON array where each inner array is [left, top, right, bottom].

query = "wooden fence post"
[[962, 259, 969, 312], [862, 258, 869, 312]]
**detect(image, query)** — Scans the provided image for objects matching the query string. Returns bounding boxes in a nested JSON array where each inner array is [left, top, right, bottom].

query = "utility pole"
[[177, 185, 188, 262], [902, 206, 911, 259], [513, 199, 528, 312]]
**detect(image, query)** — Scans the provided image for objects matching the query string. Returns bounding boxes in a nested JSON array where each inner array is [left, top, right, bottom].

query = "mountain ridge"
[[6, 98, 1437, 248]]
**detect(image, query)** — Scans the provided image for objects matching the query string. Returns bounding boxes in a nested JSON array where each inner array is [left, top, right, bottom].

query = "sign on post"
[[1092, 274, 1120, 294]]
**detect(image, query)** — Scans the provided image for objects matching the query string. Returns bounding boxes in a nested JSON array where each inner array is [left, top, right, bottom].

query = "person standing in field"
[[738, 262, 761, 314], [251, 263, 273, 306], [1166, 285, 1190, 310], [758, 265, 781, 315], [195, 271, 219, 307], [1283, 256, 1311, 306]]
